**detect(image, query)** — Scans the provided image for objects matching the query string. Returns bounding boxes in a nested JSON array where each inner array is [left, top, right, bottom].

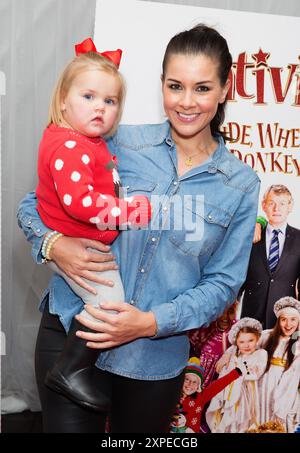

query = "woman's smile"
[[176, 111, 200, 122]]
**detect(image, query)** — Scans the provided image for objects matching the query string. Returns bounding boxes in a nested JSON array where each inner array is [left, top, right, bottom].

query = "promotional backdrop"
[[94, 0, 300, 225]]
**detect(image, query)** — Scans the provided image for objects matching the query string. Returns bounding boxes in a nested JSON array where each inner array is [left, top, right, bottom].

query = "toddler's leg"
[[45, 249, 122, 412], [48, 249, 125, 321]]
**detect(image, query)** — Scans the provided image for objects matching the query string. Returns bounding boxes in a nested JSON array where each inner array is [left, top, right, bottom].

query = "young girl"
[[188, 302, 237, 432], [170, 357, 242, 433], [189, 302, 237, 389], [258, 297, 300, 432], [36, 38, 151, 411], [206, 318, 268, 433]]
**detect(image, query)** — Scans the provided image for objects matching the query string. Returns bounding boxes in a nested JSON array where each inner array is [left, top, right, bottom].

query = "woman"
[[17, 24, 260, 433]]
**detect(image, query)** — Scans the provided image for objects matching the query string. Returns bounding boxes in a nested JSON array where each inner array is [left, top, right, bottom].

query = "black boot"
[[45, 318, 111, 412]]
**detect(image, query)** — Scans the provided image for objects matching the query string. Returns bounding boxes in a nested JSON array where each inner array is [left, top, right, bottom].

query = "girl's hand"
[[253, 222, 262, 244], [215, 353, 231, 374], [75, 302, 157, 349], [273, 416, 285, 427], [49, 236, 118, 293]]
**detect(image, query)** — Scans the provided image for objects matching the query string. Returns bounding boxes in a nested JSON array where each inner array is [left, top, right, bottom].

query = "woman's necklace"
[[181, 150, 202, 167], [174, 137, 216, 169], [180, 145, 214, 167]]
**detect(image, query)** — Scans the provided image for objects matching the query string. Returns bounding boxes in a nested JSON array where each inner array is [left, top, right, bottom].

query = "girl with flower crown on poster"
[[258, 297, 300, 432], [206, 318, 268, 433]]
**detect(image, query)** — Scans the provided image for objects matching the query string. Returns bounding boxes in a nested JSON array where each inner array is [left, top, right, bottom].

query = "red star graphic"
[[252, 48, 270, 66]]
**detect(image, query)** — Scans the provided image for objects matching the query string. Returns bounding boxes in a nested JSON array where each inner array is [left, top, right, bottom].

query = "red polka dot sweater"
[[36, 125, 151, 243]]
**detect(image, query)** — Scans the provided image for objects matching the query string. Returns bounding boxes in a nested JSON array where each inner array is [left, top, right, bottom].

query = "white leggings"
[[48, 249, 125, 321]]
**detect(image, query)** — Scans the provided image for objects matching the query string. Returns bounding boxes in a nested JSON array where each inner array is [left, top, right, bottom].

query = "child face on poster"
[[217, 304, 236, 330], [279, 314, 299, 337], [262, 188, 293, 228], [236, 332, 259, 355], [183, 372, 202, 396]]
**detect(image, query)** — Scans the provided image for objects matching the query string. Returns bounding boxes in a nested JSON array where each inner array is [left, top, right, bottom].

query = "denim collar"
[[162, 121, 233, 179]]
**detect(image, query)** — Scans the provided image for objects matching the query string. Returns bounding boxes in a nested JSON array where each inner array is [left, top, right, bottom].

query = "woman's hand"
[[75, 302, 157, 349], [253, 222, 262, 244], [49, 236, 118, 293]]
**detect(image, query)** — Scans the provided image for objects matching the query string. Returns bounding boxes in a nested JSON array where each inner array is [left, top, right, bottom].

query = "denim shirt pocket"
[[169, 198, 232, 257], [122, 176, 157, 196]]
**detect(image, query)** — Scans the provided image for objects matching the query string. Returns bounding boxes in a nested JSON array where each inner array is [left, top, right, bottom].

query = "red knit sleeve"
[[49, 142, 151, 229], [199, 368, 241, 408]]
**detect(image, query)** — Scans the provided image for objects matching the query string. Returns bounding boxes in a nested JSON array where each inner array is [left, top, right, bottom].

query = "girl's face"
[[279, 315, 299, 337], [217, 305, 236, 330], [162, 53, 230, 142], [236, 332, 258, 355], [61, 69, 121, 137], [183, 373, 201, 395]]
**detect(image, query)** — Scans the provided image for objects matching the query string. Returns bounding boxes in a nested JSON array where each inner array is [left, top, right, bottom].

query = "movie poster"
[[95, 0, 300, 433]]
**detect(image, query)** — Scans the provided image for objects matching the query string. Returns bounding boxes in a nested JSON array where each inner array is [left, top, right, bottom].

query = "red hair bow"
[[75, 38, 122, 68]]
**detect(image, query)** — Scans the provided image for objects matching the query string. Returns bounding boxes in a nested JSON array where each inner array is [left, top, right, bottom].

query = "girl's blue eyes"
[[83, 94, 116, 104]]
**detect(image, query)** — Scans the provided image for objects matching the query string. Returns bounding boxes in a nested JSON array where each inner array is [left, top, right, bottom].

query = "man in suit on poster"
[[240, 184, 300, 328]]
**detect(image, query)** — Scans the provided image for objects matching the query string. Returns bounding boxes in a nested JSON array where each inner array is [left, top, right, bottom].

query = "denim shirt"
[[17, 121, 260, 380]]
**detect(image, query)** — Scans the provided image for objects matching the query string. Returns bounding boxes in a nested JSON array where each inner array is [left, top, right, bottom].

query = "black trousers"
[[35, 299, 184, 433]]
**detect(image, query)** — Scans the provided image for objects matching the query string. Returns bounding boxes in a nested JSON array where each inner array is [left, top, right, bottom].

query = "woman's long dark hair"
[[162, 24, 232, 141], [264, 319, 299, 372]]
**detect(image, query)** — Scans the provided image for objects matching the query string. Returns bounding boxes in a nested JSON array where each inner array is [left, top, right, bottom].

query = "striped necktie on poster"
[[268, 229, 280, 272]]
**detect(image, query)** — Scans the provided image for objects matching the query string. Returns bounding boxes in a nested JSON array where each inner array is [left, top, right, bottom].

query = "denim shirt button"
[[140, 268, 145, 273], [28, 220, 32, 225], [130, 300, 135, 305], [36, 228, 41, 232], [151, 237, 156, 242], [173, 181, 178, 186], [163, 206, 168, 212]]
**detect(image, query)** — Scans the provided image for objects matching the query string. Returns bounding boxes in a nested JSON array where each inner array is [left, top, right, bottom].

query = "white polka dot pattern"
[[111, 207, 121, 217], [81, 154, 90, 164], [63, 194, 72, 206], [89, 217, 100, 224], [71, 171, 81, 182], [88, 185, 94, 191], [82, 196, 92, 207], [100, 194, 108, 199], [55, 159, 64, 170], [65, 141, 76, 149]]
